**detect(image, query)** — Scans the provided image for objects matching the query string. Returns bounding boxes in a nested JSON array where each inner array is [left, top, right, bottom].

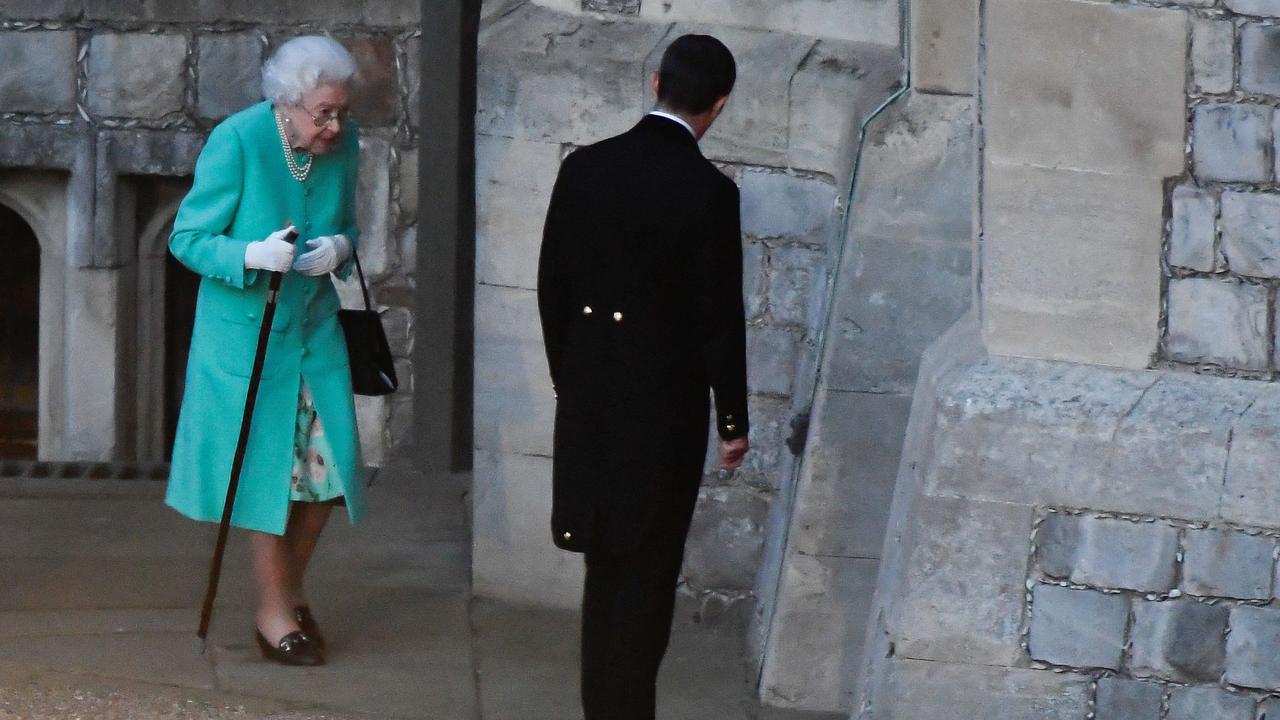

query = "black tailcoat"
[[537, 114, 750, 556]]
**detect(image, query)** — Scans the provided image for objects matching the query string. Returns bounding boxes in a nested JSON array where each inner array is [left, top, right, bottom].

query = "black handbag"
[[337, 248, 399, 396]]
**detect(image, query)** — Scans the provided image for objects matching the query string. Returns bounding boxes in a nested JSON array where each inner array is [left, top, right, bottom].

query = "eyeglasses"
[[297, 102, 349, 128]]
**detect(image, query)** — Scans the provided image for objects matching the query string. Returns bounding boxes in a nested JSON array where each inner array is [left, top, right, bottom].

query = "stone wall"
[[0, 2, 422, 465], [1164, 1, 1280, 377], [470, 0, 904, 616]]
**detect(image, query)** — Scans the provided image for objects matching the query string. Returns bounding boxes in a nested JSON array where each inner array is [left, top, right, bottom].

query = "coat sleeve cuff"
[[216, 237, 256, 289]]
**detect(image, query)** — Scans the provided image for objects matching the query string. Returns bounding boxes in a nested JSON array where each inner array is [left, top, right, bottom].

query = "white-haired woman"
[[166, 35, 366, 666]]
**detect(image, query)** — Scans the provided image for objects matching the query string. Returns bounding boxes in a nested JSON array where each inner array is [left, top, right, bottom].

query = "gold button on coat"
[[583, 306, 593, 316], [563, 531, 573, 541], [613, 311, 623, 322], [726, 424, 736, 432]]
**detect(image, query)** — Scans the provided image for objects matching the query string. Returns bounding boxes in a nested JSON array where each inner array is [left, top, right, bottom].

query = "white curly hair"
[[261, 35, 358, 105]]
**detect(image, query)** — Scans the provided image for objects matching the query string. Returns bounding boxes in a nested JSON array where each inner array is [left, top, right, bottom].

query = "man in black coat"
[[537, 34, 751, 719]]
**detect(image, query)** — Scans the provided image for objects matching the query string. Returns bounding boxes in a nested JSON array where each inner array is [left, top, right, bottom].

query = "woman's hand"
[[244, 226, 298, 272], [293, 234, 352, 277]]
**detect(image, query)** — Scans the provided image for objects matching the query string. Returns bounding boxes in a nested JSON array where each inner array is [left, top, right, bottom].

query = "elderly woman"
[[166, 35, 365, 666]]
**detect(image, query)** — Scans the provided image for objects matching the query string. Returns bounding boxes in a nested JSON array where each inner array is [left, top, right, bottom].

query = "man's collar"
[[647, 110, 696, 138]]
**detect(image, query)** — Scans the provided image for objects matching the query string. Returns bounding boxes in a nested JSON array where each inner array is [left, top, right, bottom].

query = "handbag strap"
[[351, 245, 373, 311]]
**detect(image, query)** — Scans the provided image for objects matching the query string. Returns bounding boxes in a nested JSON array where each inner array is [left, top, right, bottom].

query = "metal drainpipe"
[[756, 0, 913, 693]]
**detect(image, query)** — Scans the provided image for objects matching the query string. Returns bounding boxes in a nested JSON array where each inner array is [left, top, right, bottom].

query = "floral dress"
[[290, 382, 346, 504]]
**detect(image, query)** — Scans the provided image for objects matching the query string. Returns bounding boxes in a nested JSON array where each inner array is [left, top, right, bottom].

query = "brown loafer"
[[255, 630, 324, 666], [294, 605, 326, 651]]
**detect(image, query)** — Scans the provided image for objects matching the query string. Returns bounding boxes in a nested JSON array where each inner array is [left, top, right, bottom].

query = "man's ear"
[[707, 95, 730, 123], [651, 71, 662, 101]]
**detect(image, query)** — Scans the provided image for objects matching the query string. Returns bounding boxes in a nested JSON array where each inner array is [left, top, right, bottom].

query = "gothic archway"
[[0, 204, 40, 458]]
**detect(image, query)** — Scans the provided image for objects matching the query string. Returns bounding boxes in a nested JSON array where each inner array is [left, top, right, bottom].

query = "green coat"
[[165, 100, 366, 535]]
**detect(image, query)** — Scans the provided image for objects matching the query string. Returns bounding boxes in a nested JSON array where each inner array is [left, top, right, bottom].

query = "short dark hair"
[[656, 35, 736, 116]]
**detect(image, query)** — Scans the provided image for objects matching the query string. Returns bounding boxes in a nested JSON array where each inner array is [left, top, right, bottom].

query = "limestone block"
[[354, 393, 388, 467], [475, 135, 562, 291], [103, 130, 205, 176], [1226, 605, 1280, 689], [473, 285, 556, 456], [1166, 687, 1254, 720], [766, 246, 825, 330], [912, 0, 978, 95], [355, 134, 397, 279], [681, 484, 769, 591], [471, 450, 584, 609], [746, 324, 801, 397], [1261, 697, 1280, 719], [1094, 678, 1163, 720], [0, 31, 76, 114], [1244, 24, 1280, 99], [397, 147, 418, 220], [82, 0, 206, 22], [196, 33, 263, 120], [789, 390, 910, 558], [924, 358, 1254, 520], [477, 4, 669, 147], [86, 33, 188, 119], [983, 163, 1163, 369], [584, 0, 638, 12], [874, 660, 1090, 720], [638, 0, 900, 47], [731, 395, 794, 492], [1193, 18, 1235, 95], [1166, 277, 1269, 371], [1036, 514, 1178, 592], [743, 240, 767, 320], [1228, 0, 1280, 15], [1128, 599, 1228, 682], [757, 554, 878, 713], [397, 226, 416, 274], [362, 0, 420, 26], [380, 306, 413, 358], [404, 37, 420, 128], [1216, 392, 1280, 528], [740, 171, 835, 243], [889, 495, 1032, 666], [1, 0, 80, 19], [642, 27, 814, 167], [1168, 185, 1219, 273], [342, 36, 398, 127], [985, 0, 1186, 178], [1182, 528, 1273, 599], [1027, 584, 1126, 669], [0, 124, 78, 170], [1193, 104, 1271, 183], [786, 40, 903, 175], [1222, 191, 1280, 279]]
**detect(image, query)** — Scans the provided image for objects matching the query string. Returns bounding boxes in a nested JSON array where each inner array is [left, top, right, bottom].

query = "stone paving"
[[0, 466, 821, 720]]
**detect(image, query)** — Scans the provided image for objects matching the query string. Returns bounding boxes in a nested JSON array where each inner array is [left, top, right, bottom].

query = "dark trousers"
[[580, 484, 699, 720]]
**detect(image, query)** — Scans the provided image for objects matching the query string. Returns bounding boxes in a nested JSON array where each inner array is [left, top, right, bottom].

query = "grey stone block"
[[1221, 192, 1280, 279], [1027, 584, 1126, 669], [639, 0, 901, 47], [1227, 0, 1280, 14], [381, 306, 413, 359], [728, 395, 795, 493], [1243, 24, 1280, 97], [474, 135, 561, 291], [1035, 514, 1177, 592], [342, 36, 398, 127], [739, 170, 836, 243], [747, 324, 801, 397], [102, 130, 204, 176], [405, 37, 421, 128], [196, 33, 263, 120], [1166, 277, 1269, 372], [1193, 104, 1271, 184], [766, 246, 825, 330], [1166, 687, 1255, 720], [472, 285, 555, 457], [1261, 697, 1280, 720], [355, 134, 397, 279], [1226, 605, 1280, 689], [682, 485, 770, 591], [397, 147, 418, 220], [743, 241, 767, 321], [873, 660, 1090, 720], [1194, 18, 1235, 95], [1094, 678, 1163, 720], [0, 123, 78, 170], [911, 0, 978, 95], [0, 0, 81, 19], [583, 0, 639, 13], [1129, 599, 1228, 682], [0, 31, 77, 114], [87, 33, 188, 119], [1182, 528, 1273, 599], [1168, 185, 1218, 273]]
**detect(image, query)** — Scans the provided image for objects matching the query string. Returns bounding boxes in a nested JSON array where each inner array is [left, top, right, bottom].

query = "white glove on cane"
[[244, 226, 298, 272], [292, 234, 352, 277]]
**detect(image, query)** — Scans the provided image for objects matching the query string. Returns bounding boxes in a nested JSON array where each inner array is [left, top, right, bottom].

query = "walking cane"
[[197, 226, 298, 649]]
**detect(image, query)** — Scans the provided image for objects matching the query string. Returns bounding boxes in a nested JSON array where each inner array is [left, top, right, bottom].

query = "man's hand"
[[718, 436, 749, 471]]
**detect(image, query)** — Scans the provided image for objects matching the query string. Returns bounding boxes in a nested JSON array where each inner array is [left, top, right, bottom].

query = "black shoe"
[[255, 629, 325, 666], [294, 605, 326, 651]]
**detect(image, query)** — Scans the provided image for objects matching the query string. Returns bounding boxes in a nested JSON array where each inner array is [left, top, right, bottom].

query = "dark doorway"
[[0, 205, 39, 459], [164, 250, 199, 460]]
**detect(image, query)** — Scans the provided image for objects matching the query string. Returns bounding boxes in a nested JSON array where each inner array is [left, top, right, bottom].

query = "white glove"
[[292, 234, 352, 277], [244, 226, 298, 272]]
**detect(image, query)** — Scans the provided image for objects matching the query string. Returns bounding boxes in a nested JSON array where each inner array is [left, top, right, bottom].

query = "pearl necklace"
[[273, 109, 313, 182]]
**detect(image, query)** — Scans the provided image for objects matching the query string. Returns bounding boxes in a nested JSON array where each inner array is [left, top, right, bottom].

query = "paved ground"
[[0, 466, 837, 720]]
